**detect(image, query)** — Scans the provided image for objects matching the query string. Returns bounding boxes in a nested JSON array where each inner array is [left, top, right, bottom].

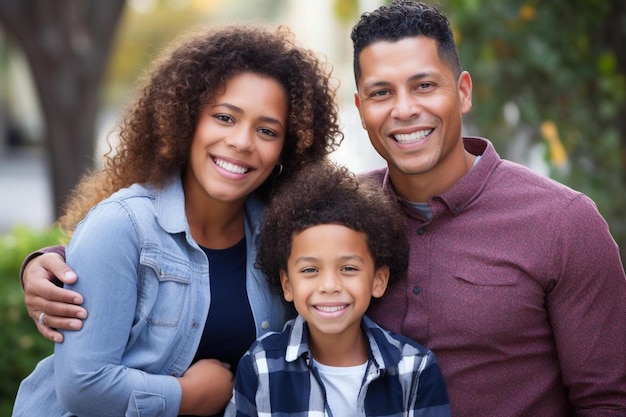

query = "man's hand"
[[23, 252, 87, 342]]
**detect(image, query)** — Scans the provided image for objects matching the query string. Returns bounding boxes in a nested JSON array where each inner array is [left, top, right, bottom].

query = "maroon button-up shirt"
[[367, 137, 626, 417]]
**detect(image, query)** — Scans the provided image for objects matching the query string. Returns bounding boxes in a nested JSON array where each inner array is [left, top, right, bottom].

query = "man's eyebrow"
[[361, 72, 437, 91]]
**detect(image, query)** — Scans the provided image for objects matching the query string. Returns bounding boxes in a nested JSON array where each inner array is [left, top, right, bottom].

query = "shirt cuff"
[[19, 245, 66, 289]]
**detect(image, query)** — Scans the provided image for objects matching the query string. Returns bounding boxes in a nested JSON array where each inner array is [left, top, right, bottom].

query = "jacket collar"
[[152, 175, 267, 238]]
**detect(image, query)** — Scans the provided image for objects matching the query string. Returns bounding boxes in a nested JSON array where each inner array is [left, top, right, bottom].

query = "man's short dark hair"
[[351, 0, 461, 85]]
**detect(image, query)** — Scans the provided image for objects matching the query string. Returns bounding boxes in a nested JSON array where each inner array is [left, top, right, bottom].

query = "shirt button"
[[192, 322, 199, 328], [412, 286, 421, 295], [261, 321, 269, 330], [417, 228, 425, 235]]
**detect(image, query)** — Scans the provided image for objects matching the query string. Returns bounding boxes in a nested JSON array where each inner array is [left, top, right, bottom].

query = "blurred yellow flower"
[[519, 4, 536, 21], [540, 121, 568, 168]]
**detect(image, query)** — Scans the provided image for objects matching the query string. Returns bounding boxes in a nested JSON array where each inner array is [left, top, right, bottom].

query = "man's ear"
[[458, 71, 473, 115], [280, 269, 293, 302], [372, 265, 390, 299]]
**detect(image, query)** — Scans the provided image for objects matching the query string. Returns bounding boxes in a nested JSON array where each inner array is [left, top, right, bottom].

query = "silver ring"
[[38, 312, 46, 326]]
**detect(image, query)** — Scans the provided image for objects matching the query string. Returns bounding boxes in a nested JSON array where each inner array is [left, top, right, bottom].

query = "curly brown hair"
[[59, 24, 343, 233], [257, 161, 408, 295]]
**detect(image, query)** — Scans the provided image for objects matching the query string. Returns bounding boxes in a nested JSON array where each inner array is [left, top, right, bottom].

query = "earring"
[[274, 164, 283, 177]]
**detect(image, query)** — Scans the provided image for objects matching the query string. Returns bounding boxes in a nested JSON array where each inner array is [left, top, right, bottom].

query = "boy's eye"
[[301, 267, 318, 274], [341, 266, 359, 272]]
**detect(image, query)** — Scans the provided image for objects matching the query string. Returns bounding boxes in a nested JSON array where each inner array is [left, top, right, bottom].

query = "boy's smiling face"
[[280, 224, 389, 342]]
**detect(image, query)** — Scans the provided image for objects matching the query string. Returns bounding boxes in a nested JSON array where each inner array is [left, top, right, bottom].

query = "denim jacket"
[[13, 176, 293, 417]]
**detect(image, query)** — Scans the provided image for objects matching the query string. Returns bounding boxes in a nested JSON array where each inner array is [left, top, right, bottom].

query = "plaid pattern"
[[225, 315, 450, 417]]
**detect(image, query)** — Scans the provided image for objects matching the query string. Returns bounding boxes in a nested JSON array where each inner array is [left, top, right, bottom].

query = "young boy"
[[224, 161, 451, 417]]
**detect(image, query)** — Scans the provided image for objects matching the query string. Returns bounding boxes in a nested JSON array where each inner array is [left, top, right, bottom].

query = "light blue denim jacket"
[[13, 176, 293, 417]]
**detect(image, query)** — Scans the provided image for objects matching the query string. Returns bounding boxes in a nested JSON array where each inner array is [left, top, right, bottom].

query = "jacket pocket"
[[138, 247, 192, 327]]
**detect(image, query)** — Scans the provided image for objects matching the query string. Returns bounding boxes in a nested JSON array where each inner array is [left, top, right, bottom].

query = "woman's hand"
[[178, 359, 235, 416], [23, 252, 87, 342]]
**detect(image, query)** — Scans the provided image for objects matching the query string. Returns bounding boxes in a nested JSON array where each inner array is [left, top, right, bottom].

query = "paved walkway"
[[0, 146, 54, 235]]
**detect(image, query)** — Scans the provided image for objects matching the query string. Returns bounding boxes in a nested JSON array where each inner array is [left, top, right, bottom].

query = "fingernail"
[[68, 321, 80, 329], [65, 271, 77, 279], [76, 311, 87, 319]]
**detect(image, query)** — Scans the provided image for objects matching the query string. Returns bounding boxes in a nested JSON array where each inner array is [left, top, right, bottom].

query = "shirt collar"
[[380, 137, 500, 219], [284, 315, 405, 371]]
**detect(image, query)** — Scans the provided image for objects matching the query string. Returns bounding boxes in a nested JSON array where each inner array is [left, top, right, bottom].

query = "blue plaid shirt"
[[224, 315, 451, 417]]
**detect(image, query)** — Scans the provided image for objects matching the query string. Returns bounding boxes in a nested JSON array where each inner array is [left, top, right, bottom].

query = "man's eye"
[[372, 90, 389, 97]]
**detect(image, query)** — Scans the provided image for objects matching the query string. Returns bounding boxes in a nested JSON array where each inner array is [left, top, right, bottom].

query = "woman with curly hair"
[[225, 161, 450, 416], [13, 24, 342, 417]]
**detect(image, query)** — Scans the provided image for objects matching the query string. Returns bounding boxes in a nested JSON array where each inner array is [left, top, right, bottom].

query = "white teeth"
[[394, 129, 433, 144], [316, 305, 346, 313], [214, 158, 249, 174]]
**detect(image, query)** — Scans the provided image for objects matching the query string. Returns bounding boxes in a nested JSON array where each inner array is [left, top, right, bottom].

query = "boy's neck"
[[308, 326, 368, 367]]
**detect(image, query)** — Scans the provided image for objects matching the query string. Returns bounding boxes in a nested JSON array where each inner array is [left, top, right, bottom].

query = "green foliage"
[[341, 0, 625, 259], [0, 226, 63, 416], [442, 0, 626, 259]]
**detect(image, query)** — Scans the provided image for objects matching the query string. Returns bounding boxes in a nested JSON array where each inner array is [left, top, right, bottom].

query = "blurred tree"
[[444, 0, 626, 259], [102, 1, 221, 109], [0, 0, 126, 218]]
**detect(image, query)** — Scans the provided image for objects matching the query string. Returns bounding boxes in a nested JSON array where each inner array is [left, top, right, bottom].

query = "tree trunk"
[[0, 0, 126, 218]]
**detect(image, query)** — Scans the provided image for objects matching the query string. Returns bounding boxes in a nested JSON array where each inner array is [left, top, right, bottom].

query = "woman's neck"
[[185, 193, 246, 250]]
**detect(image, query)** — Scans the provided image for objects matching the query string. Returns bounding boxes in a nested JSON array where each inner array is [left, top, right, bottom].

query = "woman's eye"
[[215, 114, 234, 123], [258, 127, 277, 137], [341, 266, 359, 272], [301, 267, 317, 274]]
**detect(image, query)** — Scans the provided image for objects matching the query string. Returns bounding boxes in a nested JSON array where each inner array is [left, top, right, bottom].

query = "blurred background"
[[0, 0, 624, 413]]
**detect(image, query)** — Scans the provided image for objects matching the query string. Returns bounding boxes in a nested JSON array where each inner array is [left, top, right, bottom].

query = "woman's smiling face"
[[185, 71, 287, 206]]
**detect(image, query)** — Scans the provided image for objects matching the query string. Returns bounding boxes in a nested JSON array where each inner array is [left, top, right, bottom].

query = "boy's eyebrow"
[[293, 255, 365, 264]]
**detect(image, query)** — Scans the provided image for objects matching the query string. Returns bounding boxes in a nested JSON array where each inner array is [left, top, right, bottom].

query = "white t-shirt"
[[312, 358, 368, 415]]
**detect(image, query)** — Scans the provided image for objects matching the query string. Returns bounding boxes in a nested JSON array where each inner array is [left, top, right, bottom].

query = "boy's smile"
[[280, 224, 389, 363]]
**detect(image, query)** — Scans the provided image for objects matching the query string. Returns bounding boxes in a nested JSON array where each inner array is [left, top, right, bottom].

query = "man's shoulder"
[[496, 158, 585, 201], [358, 167, 387, 184]]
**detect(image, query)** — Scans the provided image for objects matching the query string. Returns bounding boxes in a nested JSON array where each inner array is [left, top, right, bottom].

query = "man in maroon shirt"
[[19, 1, 626, 416]]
